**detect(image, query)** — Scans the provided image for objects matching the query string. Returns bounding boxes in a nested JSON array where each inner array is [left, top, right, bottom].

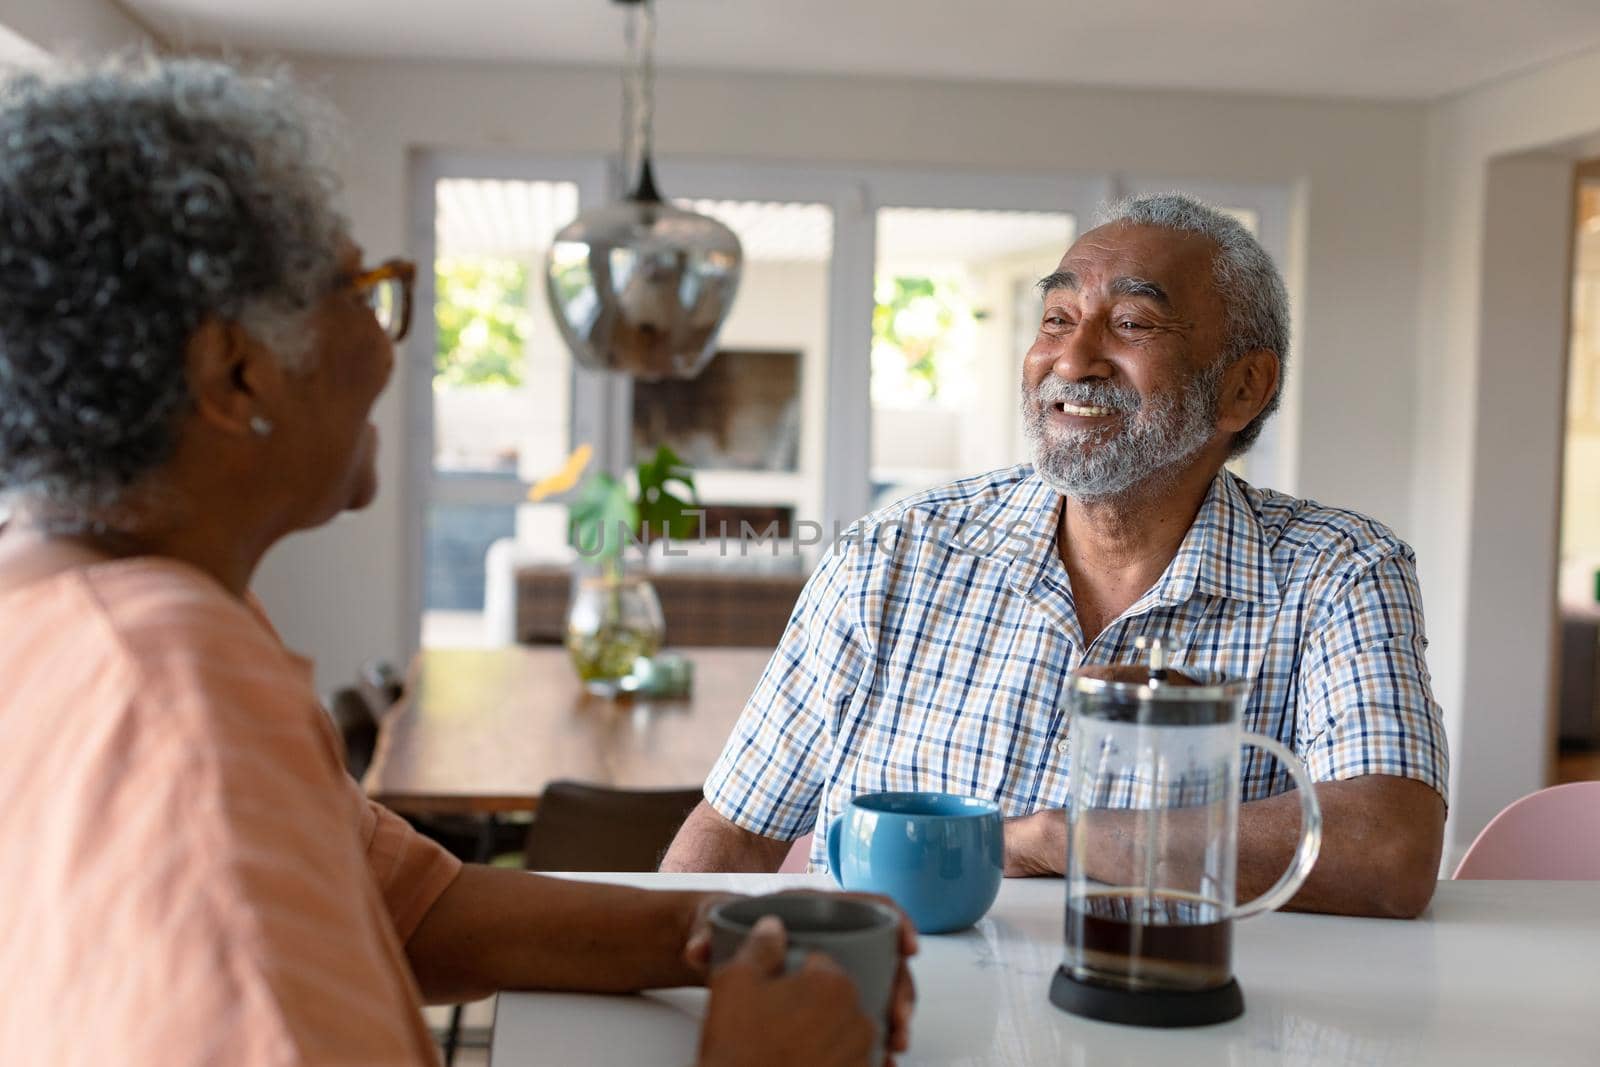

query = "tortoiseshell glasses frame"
[[351, 258, 416, 342]]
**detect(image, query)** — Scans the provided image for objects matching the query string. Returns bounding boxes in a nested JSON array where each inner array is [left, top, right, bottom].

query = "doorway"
[[1555, 160, 1600, 784]]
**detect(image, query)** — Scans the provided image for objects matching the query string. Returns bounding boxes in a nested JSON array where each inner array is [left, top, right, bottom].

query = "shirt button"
[[1055, 739, 1069, 755]]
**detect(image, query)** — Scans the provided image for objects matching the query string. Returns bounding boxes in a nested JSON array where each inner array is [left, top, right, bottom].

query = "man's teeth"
[[1056, 402, 1117, 417]]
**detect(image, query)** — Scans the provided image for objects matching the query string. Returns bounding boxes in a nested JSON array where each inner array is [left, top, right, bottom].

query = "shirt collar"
[[1002, 471, 1065, 598], [1004, 468, 1280, 607], [1144, 470, 1280, 607]]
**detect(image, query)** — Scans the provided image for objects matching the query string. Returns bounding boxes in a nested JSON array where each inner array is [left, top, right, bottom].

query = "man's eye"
[[1118, 319, 1148, 330]]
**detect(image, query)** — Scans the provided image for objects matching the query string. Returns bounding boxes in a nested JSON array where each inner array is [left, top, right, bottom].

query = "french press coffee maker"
[[1049, 638, 1323, 1027]]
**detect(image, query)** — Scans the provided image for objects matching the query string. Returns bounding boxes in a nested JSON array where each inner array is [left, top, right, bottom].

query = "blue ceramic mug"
[[827, 791, 1005, 933]]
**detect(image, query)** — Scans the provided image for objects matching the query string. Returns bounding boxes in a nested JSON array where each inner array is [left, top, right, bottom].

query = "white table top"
[[490, 874, 1600, 1066]]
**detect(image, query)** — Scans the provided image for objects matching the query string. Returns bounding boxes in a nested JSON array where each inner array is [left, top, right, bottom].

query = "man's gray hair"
[[0, 53, 346, 515], [1098, 193, 1289, 455]]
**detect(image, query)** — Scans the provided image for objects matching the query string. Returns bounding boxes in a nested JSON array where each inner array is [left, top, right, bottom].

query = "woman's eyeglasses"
[[351, 258, 416, 342]]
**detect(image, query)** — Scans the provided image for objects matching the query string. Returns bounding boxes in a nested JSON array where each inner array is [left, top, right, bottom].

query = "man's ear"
[[1214, 349, 1280, 436], [185, 318, 277, 436]]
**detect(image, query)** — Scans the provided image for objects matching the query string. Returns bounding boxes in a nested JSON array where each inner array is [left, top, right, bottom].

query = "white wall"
[[260, 56, 1429, 696], [1413, 45, 1600, 854], [0, 0, 152, 56]]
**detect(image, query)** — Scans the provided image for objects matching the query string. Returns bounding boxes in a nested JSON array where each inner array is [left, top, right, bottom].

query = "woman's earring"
[[249, 415, 274, 438]]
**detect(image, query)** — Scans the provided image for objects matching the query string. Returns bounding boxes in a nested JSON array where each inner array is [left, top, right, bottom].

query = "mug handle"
[[826, 815, 845, 887], [1230, 732, 1324, 920]]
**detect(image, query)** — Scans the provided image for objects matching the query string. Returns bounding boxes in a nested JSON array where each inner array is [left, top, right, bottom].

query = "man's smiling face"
[[1020, 222, 1231, 501]]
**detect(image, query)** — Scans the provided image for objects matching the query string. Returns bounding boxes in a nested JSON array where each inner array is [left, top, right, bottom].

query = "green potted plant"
[[530, 444, 699, 693]]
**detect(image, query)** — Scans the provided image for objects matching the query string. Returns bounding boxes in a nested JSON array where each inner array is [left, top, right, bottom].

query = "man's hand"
[[684, 892, 918, 1056], [1003, 809, 1065, 876], [698, 917, 876, 1067]]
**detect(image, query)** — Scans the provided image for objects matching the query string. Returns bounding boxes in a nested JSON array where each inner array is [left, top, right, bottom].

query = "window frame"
[[403, 151, 612, 656]]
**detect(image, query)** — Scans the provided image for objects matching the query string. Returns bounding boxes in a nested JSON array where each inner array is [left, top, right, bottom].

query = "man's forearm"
[[1004, 809, 1063, 877], [660, 800, 791, 873], [1236, 776, 1444, 918], [404, 864, 708, 1003], [1003, 775, 1445, 919]]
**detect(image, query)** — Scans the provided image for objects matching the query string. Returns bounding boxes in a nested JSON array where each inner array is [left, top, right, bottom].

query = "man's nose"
[[1048, 320, 1115, 383]]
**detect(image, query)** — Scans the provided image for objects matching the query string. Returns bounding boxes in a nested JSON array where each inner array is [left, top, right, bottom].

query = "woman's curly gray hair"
[[0, 54, 346, 514], [1097, 193, 1290, 455]]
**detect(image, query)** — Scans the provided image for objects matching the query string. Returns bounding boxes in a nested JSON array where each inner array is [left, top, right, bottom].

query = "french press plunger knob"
[[1135, 635, 1169, 686]]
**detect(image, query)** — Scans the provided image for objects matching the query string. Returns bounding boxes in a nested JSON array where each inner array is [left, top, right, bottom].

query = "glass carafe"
[[1050, 638, 1322, 1027]]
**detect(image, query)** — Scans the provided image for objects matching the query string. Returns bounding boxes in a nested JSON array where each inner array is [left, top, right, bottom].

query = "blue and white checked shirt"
[[704, 465, 1450, 871]]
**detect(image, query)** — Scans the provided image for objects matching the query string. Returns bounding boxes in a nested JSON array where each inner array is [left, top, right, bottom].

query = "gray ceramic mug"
[[708, 894, 900, 1065]]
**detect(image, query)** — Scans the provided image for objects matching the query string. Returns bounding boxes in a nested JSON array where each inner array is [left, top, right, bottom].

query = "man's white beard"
[[1020, 364, 1224, 501]]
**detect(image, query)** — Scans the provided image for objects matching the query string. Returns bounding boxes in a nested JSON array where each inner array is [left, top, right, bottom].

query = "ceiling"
[[124, 0, 1600, 101]]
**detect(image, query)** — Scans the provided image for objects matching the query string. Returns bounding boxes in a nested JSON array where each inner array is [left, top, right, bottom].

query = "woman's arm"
[[403, 864, 710, 1003]]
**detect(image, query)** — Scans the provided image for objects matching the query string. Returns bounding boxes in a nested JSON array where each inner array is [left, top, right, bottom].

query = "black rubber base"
[[1049, 966, 1244, 1028]]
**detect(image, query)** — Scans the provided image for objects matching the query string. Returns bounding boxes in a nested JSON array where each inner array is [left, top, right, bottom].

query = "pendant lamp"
[[545, 0, 743, 380]]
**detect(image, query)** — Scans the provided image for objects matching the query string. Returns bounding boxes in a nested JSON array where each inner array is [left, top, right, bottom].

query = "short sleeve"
[[355, 791, 463, 941], [703, 541, 873, 839], [1295, 551, 1450, 801]]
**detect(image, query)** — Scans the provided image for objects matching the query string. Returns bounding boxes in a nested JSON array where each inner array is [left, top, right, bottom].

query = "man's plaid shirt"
[[703, 465, 1449, 871]]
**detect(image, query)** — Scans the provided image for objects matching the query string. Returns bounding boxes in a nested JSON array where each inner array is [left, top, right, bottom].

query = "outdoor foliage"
[[871, 274, 980, 403], [434, 256, 532, 388]]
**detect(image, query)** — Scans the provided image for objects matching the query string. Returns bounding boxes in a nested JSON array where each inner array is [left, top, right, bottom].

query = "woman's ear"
[[185, 318, 279, 437]]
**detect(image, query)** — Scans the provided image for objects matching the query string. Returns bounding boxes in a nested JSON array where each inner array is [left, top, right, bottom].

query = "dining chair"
[[522, 781, 706, 872], [1453, 781, 1600, 879], [359, 658, 405, 713], [324, 686, 380, 781], [779, 832, 813, 873]]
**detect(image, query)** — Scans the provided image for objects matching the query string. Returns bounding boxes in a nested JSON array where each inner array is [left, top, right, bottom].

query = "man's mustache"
[[1026, 378, 1141, 413]]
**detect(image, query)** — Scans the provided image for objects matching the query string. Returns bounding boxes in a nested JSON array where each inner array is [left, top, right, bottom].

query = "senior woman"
[[0, 57, 912, 1065]]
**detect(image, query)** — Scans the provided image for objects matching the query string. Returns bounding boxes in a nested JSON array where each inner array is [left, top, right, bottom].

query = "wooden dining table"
[[362, 646, 772, 815]]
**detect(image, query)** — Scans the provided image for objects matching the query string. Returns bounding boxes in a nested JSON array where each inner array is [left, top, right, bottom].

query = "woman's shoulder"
[[0, 555, 341, 795], [94, 557, 312, 686], [0, 555, 254, 650], [16, 556, 318, 722], [79, 555, 257, 615]]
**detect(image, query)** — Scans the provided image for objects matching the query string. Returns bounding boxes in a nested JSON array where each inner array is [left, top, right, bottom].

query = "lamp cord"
[[622, 0, 656, 196]]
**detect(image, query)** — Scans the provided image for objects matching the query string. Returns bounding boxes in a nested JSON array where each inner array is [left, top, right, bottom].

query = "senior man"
[[663, 195, 1448, 919]]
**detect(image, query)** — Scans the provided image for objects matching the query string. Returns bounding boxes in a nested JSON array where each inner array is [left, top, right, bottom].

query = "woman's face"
[[274, 242, 396, 528]]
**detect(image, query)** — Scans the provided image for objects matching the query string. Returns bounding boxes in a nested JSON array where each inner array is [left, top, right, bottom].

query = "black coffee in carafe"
[[1065, 889, 1232, 991]]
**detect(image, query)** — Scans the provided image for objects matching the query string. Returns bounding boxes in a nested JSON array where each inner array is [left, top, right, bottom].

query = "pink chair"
[[779, 832, 814, 874], [1453, 781, 1600, 879]]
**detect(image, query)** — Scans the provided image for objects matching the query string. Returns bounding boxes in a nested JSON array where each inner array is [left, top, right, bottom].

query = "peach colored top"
[[0, 557, 461, 1065]]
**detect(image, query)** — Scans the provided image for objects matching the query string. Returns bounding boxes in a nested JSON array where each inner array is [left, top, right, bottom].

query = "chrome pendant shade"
[[546, 164, 742, 381], [545, 0, 743, 380]]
